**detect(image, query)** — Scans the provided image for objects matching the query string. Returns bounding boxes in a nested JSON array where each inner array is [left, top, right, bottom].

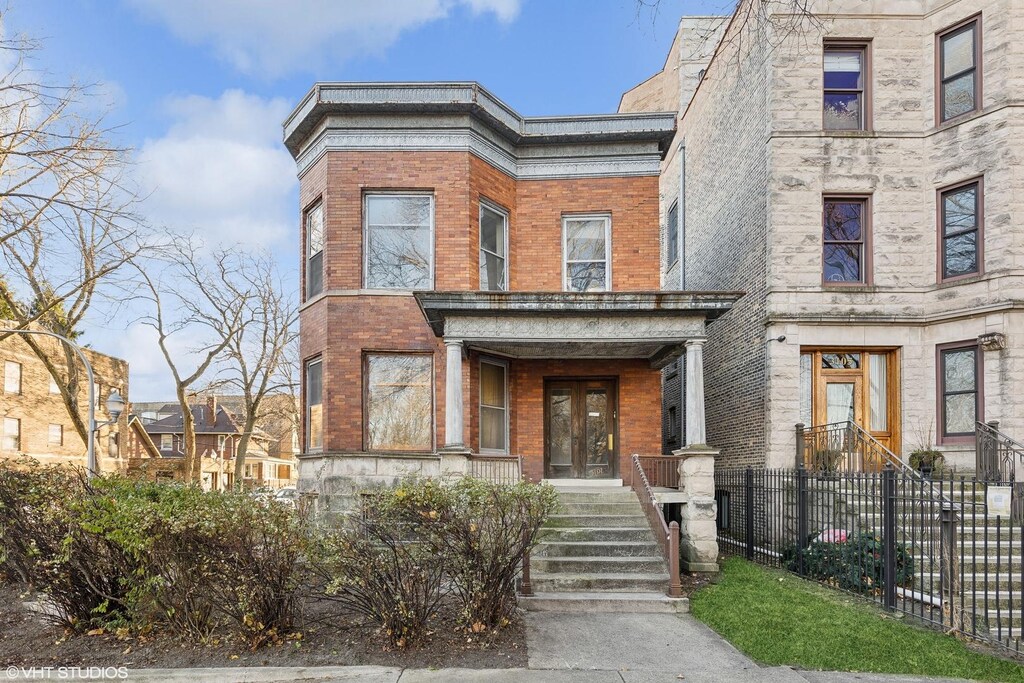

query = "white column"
[[685, 339, 707, 447], [444, 339, 465, 450]]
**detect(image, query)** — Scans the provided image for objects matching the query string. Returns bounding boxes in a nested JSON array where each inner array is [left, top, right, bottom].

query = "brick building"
[[284, 83, 740, 511], [621, 0, 1024, 471]]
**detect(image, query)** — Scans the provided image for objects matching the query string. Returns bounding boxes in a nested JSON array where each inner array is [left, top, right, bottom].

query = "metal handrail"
[[976, 421, 1024, 484], [466, 453, 524, 484], [630, 454, 682, 598], [637, 455, 680, 488]]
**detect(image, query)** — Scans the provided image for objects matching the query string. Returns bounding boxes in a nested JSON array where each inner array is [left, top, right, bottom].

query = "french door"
[[544, 379, 618, 479]]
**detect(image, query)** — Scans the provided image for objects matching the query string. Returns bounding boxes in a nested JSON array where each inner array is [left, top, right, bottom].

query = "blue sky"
[[5, 0, 725, 399]]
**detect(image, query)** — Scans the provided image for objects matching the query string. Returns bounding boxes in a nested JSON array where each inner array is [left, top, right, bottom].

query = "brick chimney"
[[206, 395, 217, 427]]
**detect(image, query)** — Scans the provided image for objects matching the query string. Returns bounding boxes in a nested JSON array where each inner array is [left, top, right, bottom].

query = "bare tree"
[[0, 15, 143, 444]]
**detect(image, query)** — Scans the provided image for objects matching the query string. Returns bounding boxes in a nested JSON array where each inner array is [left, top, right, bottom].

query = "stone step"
[[520, 591, 688, 614], [532, 555, 667, 574], [530, 571, 669, 593], [555, 490, 639, 504], [534, 540, 661, 558], [546, 514, 649, 528], [558, 501, 644, 515], [917, 573, 1024, 589], [540, 526, 654, 542]]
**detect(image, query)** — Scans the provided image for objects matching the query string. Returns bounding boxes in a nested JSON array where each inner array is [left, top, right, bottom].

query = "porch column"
[[685, 338, 707, 446], [443, 339, 466, 450]]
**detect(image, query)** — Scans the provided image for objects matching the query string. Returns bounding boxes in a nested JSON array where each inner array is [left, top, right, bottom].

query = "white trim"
[[478, 357, 509, 454], [562, 214, 612, 292], [479, 199, 509, 291], [363, 192, 435, 291]]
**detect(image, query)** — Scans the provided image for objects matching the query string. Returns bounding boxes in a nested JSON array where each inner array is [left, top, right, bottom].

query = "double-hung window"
[[666, 200, 679, 268], [822, 197, 869, 284], [4, 361, 21, 394], [824, 44, 868, 131], [939, 179, 982, 280], [938, 343, 982, 440], [365, 194, 434, 289], [305, 201, 324, 299], [938, 18, 980, 123], [479, 201, 508, 291], [563, 215, 611, 292], [305, 358, 323, 452], [365, 353, 433, 452], [479, 360, 508, 453], [160, 434, 173, 451], [2, 417, 20, 451], [48, 423, 63, 446]]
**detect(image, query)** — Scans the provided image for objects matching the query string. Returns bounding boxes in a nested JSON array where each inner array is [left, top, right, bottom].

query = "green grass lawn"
[[690, 557, 1024, 682]]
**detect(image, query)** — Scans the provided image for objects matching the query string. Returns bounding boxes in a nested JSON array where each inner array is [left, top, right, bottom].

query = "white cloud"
[[137, 89, 297, 247], [126, 0, 521, 77]]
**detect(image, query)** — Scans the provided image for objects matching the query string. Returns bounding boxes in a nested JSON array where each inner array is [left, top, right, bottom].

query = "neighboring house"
[[284, 82, 740, 512], [621, 0, 1024, 471], [141, 395, 296, 490], [0, 320, 155, 473]]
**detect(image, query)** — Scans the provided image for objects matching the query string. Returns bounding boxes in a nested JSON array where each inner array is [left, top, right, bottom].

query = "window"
[[479, 201, 508, 291], [305, 358, 323, 452], [480, 360, 508, 453], [305, 200, 324, 299], [667, 406, 678, 439], [563, 215, 611, 292], [938, 18, 980, 123], [364, 194, 433, 289], [48, 423, 63, 446], [939, 343, 982, 439], [666, 200, 679, 268], [108, 433, 119, 458], [4, 361, 21, 394], [823, 198, 868, 284], [2, 418, 20, 451], [824, 44, 868, 130], [365, 353, 432, 451], [218, 435, 227, 452], [160, 434, 172, 451], [939, 179, 982, 280], [49, 376, 60, 394]]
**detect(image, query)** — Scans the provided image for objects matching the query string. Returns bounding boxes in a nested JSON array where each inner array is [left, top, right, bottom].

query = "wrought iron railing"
[[797, 421, 917, 477], [637, 455, 680, 489], [466, 454, 523, 485], [976, 421, 1024, 484], [630, 454, 682, 598]]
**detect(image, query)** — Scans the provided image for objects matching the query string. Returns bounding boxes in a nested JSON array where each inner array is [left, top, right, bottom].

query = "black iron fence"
[[716, 466, 1024, 655], [977, 421, 1024, 485], [466, 454, 523, 485]]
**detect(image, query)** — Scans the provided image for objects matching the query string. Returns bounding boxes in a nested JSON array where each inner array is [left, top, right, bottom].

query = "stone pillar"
[[673, 445, 719, 573], [443, 339, 466, 451], [684, 339, 707, 447]]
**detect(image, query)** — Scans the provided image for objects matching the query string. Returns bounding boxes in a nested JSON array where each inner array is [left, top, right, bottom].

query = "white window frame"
[[49, 375, 60, 394], [2, 417, 20, 451], [160, 434, 173, 451], [479, 199, 509, 291], [562, 214, 612, 292], [48, 423, 63, 446], [4, 361, 22, 394], [363, 192, 435, 290], [479, 358, 509, 454], [218, 434, 227, 452]]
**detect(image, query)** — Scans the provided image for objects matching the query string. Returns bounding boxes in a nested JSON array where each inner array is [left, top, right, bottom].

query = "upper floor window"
[[160, 434, 173, 451], [479, 201, 508, 291], [2, 417, 20, 451], [305, 200, 324, 299], [938, 18, 980, 123], [305, 357, 323, 452], [365, 194, 433, 290], [4, 361, 21, 394], [563, 214, 611, 292], [824, 44, 868, 131], [218, 434, 227, 452], [49, 375, 60, 394], [938, 343, 982, 440], [822, 197, 869, 284], [48, 423, 63, 446], [365, 353, 432, 452], [666, 200, 679, 268], [939, 179, 982, 280]]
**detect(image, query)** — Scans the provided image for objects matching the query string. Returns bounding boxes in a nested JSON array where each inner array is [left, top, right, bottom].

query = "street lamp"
[[1, 328, 110, 478]]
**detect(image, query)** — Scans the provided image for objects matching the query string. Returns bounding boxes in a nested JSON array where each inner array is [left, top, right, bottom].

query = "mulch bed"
[[0, 584, 526, 670]]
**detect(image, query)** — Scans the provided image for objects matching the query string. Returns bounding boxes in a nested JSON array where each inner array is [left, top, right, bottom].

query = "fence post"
[[882, 464, 897, 611], [796, 464, 809, 576], [795, 423, 806, 469], [521, 529, 533, 597], [940, 503, 961, 630], [668, 521, 682, 598], [745, 466, 755, 560]]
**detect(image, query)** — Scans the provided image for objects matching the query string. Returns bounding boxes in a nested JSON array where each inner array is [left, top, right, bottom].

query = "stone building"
[[284, 83, 739, 514], [621, 0, 1024, 471]]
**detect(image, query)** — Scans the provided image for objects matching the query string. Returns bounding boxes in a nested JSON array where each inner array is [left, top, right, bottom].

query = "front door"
[[544, 379, 618, 479]]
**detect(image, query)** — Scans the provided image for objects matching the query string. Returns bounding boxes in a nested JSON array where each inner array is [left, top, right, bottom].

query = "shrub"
[[784, 531, 915, 594]]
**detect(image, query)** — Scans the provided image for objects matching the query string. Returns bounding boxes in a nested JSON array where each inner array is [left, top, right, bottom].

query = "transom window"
[[4, 361, 21, 394], [2, 417, 20, 451], [479, 360, 508, 453], [305, 201, 324, 299], [824, 45, 867, 131], [479, 202, 508, 291], [940, 180, 982, 280], [305, 358, 323, 452], [938, 19, 980, 122], [365, 353, 433, 452], [364, 194, 434, 290], [822, 198, 868, 284], [563, 215, 611, 292], [939, 344, 981, 438]]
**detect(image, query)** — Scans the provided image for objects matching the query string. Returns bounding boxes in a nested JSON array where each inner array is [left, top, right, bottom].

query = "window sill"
[[822, 129, 875, 137], [937, 272, 984, 288], [822, 283, 876, 293]]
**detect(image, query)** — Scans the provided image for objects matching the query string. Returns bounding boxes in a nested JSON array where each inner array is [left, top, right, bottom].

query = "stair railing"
[[976, 421, 1024, 484], [630, 454, 682, 598]]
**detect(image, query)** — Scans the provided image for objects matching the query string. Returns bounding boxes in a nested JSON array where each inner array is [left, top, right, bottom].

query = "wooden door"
[[544, 379, 617, 479]]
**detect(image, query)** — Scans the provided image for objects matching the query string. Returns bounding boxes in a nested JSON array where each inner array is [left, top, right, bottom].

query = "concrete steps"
[[519, 591, 688, 614]]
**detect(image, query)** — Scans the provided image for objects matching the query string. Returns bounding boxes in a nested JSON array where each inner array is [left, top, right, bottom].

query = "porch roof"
[[414, 291, 742, 369]]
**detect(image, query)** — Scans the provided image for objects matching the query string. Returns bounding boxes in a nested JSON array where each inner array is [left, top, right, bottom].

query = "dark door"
[[544, 379, 617, 479]]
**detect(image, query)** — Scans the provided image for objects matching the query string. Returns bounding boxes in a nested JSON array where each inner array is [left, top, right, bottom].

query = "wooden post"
[[940, 504, 961, 631], [668, 521, 682, 598]]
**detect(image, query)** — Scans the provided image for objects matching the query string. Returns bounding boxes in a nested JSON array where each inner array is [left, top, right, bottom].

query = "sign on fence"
[[987, 485, 1013, 517]]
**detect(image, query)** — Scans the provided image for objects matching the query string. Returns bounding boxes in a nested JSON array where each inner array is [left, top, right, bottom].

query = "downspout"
[[678, 140, 686, 446]]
